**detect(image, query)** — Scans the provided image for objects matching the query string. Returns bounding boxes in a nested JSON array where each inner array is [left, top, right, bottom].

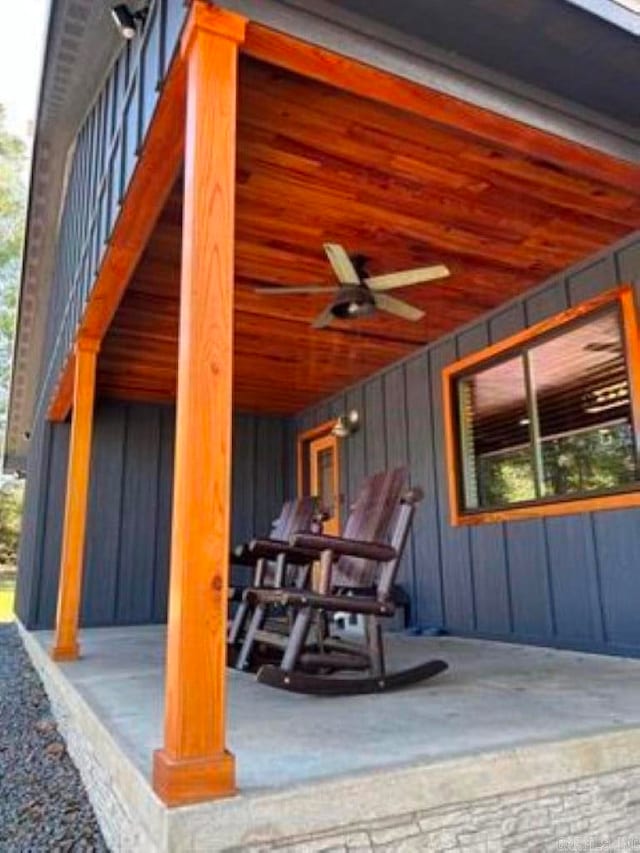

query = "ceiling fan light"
[[330, 285, 376, 320]]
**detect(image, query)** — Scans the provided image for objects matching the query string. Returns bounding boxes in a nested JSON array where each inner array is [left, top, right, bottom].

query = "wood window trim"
[[442, 283, 640, 526]]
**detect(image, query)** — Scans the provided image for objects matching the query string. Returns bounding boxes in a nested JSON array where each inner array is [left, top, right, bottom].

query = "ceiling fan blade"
[[366, 264, 450, 291], [324, 243, 360, 284], [374, 293, 425, 322], [312, 305, 334, 329], [254, 285, 338, 295]]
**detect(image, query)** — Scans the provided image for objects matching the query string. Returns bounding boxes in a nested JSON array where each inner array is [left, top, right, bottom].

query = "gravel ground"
[[0, 624, 107, 852]]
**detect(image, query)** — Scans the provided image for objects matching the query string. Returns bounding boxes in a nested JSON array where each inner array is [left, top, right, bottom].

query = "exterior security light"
[[111, 4, 148, 40]]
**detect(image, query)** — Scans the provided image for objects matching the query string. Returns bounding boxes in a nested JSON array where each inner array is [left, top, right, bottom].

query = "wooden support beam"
[[50, 337, 99, 661], [152, 2, 247, 807]]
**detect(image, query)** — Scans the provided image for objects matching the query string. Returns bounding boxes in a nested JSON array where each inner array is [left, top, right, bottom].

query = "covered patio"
[[21, 624, 640, 849], [31, 0, 640, 826]]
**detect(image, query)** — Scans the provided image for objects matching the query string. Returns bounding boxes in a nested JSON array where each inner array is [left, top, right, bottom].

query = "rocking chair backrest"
[[269, 496, 318, 541], [377, 487, 424, 602], [262, 496, 319, 586], [333, 467, 408, 587]]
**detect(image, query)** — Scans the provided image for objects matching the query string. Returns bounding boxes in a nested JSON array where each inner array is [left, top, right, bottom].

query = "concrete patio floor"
[[30, 625, 640, 793], [21, 624, 640, 849]]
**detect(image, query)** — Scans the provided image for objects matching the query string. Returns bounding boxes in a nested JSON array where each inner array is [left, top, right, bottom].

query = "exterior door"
[[309, 433, 340, 535], [298, 423, 341, 535]]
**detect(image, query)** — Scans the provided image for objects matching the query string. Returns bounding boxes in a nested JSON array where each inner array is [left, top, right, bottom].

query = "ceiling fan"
[[254, 243, 450, 329]]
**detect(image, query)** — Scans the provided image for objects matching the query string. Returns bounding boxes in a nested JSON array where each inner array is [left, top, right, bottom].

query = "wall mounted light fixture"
[[331, 409, 360, 438]]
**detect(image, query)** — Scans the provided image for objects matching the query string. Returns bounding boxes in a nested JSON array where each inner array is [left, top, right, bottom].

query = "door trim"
[[297, 421, 341, 532], [296, 420, 336, 497]]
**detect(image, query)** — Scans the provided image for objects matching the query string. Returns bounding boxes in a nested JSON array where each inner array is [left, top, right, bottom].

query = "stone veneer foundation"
[[20, 623, 640, 852]]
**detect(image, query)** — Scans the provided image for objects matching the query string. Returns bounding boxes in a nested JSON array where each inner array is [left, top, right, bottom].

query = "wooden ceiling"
[[98, 57, 640, 414]]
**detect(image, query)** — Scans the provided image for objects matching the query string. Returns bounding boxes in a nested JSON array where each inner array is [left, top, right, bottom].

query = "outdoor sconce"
[[111, 4, 149, 40], [331, 409, 360, 438]]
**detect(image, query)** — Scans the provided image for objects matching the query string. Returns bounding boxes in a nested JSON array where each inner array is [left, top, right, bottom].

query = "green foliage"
[[542, 424, 636, 497], [0, 104, 27, 440], [477, 423, 636, 507], [0, 106, 27, 568], [479, 449, 536, 507], [0, 480, 23, 566]]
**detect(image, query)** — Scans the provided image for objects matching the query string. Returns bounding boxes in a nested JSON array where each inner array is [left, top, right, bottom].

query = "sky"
[[0, 0, 49, 144]]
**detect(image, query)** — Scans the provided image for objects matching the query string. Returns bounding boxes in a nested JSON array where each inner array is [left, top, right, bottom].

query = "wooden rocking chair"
[[228, 496, 319, 647], [229, 468, 408, 669], [235, 469, 446, 692], [238, 484, 448, 694], [234, 467, 408, 669]]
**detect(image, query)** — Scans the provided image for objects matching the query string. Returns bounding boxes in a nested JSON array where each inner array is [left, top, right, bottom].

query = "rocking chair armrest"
[[290, 533, 397, 563], [230, 544, 262, 567], [244, 587, 395, 616], [232, 538, 292, 565], [302, 592, 395, 616], [247, 538, 316, 565]]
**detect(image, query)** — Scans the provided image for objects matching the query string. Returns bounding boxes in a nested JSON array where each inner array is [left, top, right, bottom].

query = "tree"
[[0, 106, 27, 565], [0, 479, 23, 566], [0, 105, 27, 438]]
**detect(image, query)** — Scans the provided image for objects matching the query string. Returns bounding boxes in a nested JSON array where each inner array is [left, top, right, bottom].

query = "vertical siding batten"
[[81, 403, 126, 625], [430, 339, 475, 631], [405, 353, 444, 628], [383, 367, 415, 605], [152, 405, 175, 622], [116, 406, 161, 624], [345, 384, 366, 512], [36, 424, 70, 629], [457, 321, 510, 636]]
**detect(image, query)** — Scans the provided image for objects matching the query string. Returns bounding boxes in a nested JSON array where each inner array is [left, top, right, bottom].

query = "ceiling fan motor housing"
[[330, 284, 376, 319]]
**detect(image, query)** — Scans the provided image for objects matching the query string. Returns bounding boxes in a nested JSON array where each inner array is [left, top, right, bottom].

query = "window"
[[443, 286, 640, 524]]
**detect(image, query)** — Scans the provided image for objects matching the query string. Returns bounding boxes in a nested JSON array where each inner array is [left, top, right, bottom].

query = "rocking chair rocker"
[[238, 480, 448, 695]]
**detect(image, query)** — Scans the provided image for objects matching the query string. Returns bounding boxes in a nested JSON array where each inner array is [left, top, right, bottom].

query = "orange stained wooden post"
[[50, 337, 100, 661], [152, 2, 247, 807]]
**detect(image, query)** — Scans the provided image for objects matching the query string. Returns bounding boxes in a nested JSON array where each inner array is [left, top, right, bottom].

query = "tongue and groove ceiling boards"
[[98, 57, 640, 414]]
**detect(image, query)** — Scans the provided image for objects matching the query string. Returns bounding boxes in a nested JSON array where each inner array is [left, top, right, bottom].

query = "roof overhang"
[[565, 0, 640, 34]]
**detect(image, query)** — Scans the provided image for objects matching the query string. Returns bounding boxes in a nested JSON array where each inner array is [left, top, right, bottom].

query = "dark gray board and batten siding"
[[16, 233, 640, 657], [16, 406, 292, 630], [291, 232, 640, 656], [36, 1, 188, 424]]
